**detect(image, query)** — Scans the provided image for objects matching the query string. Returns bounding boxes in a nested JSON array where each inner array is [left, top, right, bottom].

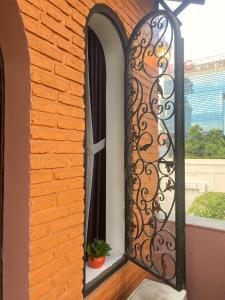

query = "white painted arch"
[[87, 11, 125, 275]]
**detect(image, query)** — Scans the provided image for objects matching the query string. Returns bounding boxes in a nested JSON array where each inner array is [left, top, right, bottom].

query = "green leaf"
[[86, 239, 112, 259], [185, 125, 225, 159], [187, 192, 225, 221]]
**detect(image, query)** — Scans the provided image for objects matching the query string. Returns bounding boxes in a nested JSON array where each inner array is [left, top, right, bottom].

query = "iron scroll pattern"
[[126, 11, 180, 286]]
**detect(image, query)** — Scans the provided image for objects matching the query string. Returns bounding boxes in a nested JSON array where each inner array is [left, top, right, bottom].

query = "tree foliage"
[[187, 192, 225, 221], [185, 125, 225, 158]]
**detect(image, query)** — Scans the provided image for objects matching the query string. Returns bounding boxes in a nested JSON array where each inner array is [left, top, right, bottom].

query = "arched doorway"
[[0, 1, 30, 299]]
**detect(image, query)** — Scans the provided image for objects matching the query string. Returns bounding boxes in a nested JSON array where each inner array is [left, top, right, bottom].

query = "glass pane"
[[88, 28, 106, 144], [185, 58, 225, 222], [87, 148, 106, 243]]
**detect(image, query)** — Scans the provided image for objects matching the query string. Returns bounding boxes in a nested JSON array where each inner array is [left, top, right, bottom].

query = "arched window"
[[84, 8, 126, 290]]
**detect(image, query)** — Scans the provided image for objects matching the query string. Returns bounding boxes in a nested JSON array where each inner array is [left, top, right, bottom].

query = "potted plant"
[[86, 239, 112, 269]]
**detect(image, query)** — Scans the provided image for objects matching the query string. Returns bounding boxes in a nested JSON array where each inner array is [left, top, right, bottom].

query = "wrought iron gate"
[[125, 8, 185, 290]]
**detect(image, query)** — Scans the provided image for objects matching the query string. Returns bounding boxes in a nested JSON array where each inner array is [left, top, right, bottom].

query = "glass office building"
[[185, 57, 225, 134]]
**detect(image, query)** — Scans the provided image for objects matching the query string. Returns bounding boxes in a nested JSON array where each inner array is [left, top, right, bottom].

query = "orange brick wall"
[[86, 262, 151, 300], [14, 0, 156, 299]]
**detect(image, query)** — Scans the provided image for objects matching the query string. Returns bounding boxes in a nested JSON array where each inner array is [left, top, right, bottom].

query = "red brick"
[[72, 33, 85, 49], [19, 1, 40, 20], [31, 126, 67, 141], [56, 102, 84, 119], [57, 115, 85, 130], [30, 249, 54, 270], [30, 257, 68, 286], [65, 16, 84, 37], [66, 0, 89, 16], [41, 14, 72, 40], [54, 238, 83, 259], [32, 97, 56, 114], [55, 63, 84, 84], [30, 230, 70, 256], [31, 67, 68, 91], [31, 180, 68, 197], [32, 83, 58, 101], [68, 130, 84, 142], [31, 170, 53, 184], [31, 194, 56, 213], [23, 15, 56, 43], [66, 248, 84, 264], [67, 177, 83, 190], [68, 154, 83, 167], [54, 166, 84, 180], [31, 154, 68, 170], [31, 110, 57, 128], [57, 36, 85, 59], [65, 54, 84, 72], [46, 2, 64, 22], [69, 106, 84, 119], [30, 49, 54, 72], [56, 189, 84, 205], [30, 224, 50, 242], [51, 214, 83, 233], [31, 141, 52, 154], [25, 0, 45, 11], [30, 278, 55, 300], [28, 33, 63, 61], [39, 288, 57, 300], [69, 81, 84, 97], [31, 206, 69, 225], [47, 0, 72, 15], [51, 141, 84, 154], [58, 92, 84, 108], [72, 9, 86, 26], [79, 0, 93, 9], [68, 224, 83, 240]]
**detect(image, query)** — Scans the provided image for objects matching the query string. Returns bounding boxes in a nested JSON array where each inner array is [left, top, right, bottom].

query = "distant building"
[[185, 99, 192, 136], [185, 55, 225, 132], [162, 73, 193, 136], [223, 96, 225, 136]]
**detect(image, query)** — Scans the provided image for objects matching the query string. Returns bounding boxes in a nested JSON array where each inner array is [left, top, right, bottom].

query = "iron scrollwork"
[[126, 10, 183, 287]]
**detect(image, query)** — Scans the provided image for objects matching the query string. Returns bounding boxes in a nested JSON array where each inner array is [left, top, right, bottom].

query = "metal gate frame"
[[125, 7, 185, 290]]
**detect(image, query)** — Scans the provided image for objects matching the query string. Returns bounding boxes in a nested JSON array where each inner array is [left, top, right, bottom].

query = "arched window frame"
[[84, 5, 127, 295]]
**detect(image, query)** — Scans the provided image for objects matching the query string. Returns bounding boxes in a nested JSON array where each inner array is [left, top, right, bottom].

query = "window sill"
[[85, 251, 123, 284], [84, 253, 127, 297]]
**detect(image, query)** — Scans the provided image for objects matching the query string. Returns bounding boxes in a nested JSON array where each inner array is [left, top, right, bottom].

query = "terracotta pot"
[[88, 256, 105, 269]]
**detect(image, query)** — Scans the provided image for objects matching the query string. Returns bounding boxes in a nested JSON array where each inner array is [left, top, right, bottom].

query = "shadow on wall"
[[186, 223, 225, 300], [0, 1, 30, 299]]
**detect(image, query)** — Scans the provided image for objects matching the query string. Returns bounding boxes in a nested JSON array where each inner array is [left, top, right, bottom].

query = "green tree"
[[188, 192, 225, 221], [204, 128, 225, 158], [185, 125, 206, 158], [185, 125, 225, 159]]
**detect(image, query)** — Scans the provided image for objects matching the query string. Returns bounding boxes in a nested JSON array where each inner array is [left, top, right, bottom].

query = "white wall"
[[89, 14, 125, 255], [185, 159, 225, 209]]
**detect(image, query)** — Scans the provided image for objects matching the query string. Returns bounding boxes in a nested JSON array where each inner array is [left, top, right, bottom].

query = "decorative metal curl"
[[126, 10, 179, 286]]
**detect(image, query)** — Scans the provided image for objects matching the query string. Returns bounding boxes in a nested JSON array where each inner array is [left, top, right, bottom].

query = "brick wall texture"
[[14, 0, 155, 299]]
